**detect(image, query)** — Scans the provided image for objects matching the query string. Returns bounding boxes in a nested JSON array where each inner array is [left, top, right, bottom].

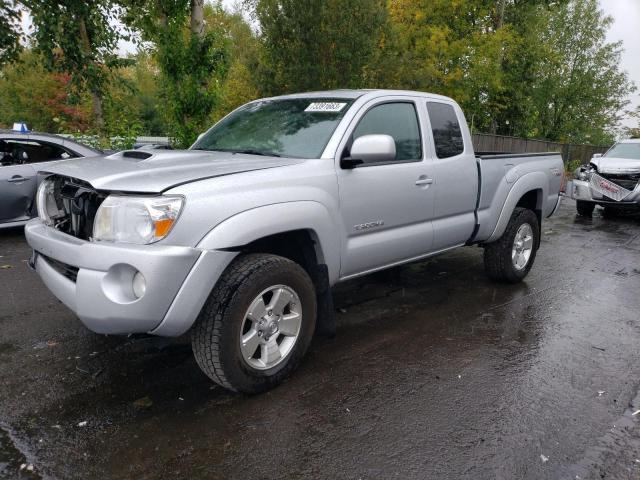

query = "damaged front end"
[[36, 175, 107, 240], [567, 161, 640, 207]]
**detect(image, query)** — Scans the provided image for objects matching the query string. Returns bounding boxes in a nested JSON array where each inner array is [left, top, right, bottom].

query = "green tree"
[[121, 0, 229, 147], [249, 0, 388, 94], [0, 50, 91, 131], [527, 0, 634, 143], [0, 0, 22, 66], [23, 0, 129, 132], [105, 52, 167, 136], [388, 0, 513, 132], [205, 5, 262, 120], [624, 105, 640, 139]]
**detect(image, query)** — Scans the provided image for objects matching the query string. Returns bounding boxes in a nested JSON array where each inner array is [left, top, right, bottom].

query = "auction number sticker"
[[305, 102, 347, 112]]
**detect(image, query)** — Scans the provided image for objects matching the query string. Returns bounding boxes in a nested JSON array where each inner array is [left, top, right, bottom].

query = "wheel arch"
[[486, 173, 547, 244], [197, 201, 340, 284]]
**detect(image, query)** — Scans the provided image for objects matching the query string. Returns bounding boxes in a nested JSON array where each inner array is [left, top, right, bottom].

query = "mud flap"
[[313, 264, 336, 338]]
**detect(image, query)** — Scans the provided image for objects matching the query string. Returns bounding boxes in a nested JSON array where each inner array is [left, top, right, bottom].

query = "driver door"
[[336, 97, 436, 278]]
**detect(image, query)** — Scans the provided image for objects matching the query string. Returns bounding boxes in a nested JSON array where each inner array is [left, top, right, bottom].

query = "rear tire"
[[576, 200, 595, 217], [191, 254, 317, 394], [484, 207, 540, 283]]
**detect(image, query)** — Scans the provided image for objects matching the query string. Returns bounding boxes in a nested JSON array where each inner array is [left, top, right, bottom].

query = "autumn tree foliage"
[[0, 51, 90, 132], [24, 0, 130, 132]]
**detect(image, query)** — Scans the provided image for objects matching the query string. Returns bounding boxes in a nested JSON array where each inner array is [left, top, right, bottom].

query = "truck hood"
[[38, 150, 307, 193], [591, 156, 640, 175]]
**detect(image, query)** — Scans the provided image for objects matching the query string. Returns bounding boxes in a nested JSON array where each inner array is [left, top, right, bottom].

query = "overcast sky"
[[599, 0, 640, 126]]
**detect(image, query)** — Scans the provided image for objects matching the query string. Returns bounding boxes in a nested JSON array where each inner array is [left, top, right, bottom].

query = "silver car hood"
[[592, 156, 640, 174], [38, 150, 306, 193]]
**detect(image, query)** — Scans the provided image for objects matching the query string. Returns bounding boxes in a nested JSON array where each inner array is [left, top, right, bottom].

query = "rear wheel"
[[484, 207, 540, 283], [576, 200, 595, 217], [191, 254, 317, 394]]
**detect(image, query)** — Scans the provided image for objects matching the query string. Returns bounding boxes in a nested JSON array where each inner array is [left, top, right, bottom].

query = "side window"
[[352, 102, 422, 162], [426, 102, 464, 159], [2, 140, 75, 165], [0, 141, 11, 166]]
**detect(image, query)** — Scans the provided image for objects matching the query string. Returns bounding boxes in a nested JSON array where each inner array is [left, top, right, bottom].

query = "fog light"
[[132, 271, 146, 299]]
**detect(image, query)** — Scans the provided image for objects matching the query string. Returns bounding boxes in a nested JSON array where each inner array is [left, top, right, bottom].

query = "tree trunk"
[[90, 90, 105, 131], [78, 17, 105, 131], [496, 0, 506, 29], [190, 0, 204, 37]]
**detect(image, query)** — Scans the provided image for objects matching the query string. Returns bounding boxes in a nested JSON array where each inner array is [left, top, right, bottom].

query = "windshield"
[[192, 98, 355, 158], [605, 142, 640, 160]]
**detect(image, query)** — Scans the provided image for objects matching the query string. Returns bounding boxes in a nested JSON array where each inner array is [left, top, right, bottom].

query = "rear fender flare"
[[486, 172, 547, 243]]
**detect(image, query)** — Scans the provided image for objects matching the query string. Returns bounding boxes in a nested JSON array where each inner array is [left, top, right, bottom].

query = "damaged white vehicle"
[[567, 139, 640, 216]]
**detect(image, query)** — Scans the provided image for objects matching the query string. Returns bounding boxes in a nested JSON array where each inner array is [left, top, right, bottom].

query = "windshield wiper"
[[203, 148, 282, 157], [230, 149, 282, 157]]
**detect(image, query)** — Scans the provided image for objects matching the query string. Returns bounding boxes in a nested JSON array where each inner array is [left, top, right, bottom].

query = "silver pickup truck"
[[26, 90, 563, 393]]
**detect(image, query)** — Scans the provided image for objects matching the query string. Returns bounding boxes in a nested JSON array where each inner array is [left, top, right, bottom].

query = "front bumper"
[[25, 219, 236, 336], [566, 179, 640, 206]]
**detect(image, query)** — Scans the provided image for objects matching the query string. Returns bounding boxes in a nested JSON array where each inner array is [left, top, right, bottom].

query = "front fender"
[[485, 172, 548, 243], [197, 201, 341, 284]]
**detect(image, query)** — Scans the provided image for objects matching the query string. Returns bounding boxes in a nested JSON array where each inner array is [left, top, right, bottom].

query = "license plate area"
[[589, 173, 632, 201]]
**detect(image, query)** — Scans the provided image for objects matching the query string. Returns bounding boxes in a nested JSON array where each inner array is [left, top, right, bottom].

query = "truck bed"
[[471, 151, 564, 244]]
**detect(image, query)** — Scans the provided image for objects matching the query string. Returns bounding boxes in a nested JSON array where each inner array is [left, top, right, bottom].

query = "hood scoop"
[[120, 150, 153, 161]]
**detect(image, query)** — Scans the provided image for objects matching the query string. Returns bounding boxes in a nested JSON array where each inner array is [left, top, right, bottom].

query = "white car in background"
[[568, 139, 640, 216]]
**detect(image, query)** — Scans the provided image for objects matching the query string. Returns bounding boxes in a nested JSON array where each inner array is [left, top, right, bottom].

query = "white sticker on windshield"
[[305, 102, 347, 113]]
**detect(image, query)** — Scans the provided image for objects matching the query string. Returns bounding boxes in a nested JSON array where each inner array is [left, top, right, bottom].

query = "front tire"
[[191, 254, 317, 394], [576, 200, 595, 217], [483, 207, 540, 283]]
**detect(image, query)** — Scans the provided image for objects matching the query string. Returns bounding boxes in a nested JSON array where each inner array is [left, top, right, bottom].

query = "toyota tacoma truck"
[[567, 138, 640, 216], [25, 90, 563, 393]]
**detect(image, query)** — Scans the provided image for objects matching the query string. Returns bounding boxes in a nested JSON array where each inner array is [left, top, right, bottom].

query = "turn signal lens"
[[154, 218, 175, 238]]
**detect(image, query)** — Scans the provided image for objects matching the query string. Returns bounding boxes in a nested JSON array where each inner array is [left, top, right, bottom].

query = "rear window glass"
[[427, 102, 464, 158]]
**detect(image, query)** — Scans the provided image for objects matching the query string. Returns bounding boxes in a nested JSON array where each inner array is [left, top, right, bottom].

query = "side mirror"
[[197, 133, 205, 141], [592, 153, 602, 158], [341, 134, 396, 169]]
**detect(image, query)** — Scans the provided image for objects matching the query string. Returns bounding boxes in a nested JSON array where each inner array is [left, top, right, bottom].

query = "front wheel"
[[191, 254, 317, 394], [483, 207, 540, 283]]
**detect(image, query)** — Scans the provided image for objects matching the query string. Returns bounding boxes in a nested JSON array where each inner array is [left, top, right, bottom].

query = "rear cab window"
[[426, 102, 464, 159]]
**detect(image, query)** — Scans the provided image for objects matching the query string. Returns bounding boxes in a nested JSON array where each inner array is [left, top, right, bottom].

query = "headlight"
[[573, 165, 593, 181], [93, 195, 183, 244], [36, 178, 64, 226]]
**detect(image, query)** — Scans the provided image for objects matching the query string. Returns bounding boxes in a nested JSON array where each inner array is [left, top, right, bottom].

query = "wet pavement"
[[1, 200, 640, 479]]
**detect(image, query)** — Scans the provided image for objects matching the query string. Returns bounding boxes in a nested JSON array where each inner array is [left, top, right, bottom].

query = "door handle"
[[7, 175, 27, 183], [415, 177, 433, 186]]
